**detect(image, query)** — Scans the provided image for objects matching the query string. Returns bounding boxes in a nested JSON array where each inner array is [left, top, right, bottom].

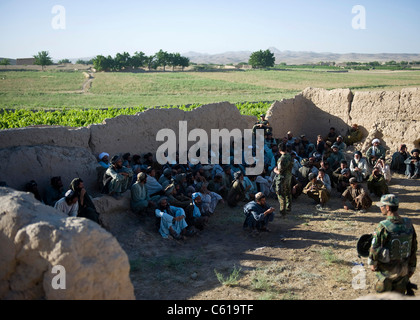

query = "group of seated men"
[[21, 115, 419, 240]]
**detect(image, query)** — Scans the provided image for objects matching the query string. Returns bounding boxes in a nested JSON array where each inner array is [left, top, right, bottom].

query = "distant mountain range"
[[182, 47, 420, 65], [2, 48, 420, 66]]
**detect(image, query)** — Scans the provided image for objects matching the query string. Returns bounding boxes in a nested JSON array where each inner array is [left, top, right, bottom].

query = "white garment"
[[54, 197, 78, 217]]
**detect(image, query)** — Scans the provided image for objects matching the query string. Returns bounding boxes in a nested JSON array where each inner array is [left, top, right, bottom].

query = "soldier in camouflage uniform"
[[368, 194, 417, 294], [273, 144, 293, 217]]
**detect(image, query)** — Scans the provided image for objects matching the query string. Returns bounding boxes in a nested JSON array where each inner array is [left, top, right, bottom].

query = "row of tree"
[[92, 50, 190, 72]]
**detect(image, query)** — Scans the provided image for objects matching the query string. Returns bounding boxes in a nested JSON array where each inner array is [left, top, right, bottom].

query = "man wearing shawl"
[[103, 154, 133, 199], [350, 151, 368, 183], [404, 148, 420, 179], [69, 178, 101, 224], [185, 192, 209, 231], [243, 192, 275, 232], [366, 139, 386, 167], [155, 197, 190, 240]]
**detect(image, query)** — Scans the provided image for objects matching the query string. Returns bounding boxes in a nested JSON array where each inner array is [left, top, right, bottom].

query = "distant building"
[[16, 58, 36, 65]]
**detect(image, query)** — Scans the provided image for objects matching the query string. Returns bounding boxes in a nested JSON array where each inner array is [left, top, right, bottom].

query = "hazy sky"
[[1, 0, 419, 59]]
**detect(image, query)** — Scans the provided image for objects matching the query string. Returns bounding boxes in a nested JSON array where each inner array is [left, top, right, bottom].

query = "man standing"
[[274, 144, 293, 217], [368, 194, 417, 295], [243, 192, 275, 233]]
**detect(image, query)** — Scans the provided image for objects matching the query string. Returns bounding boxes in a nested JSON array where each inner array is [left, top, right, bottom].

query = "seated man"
[[155, 197, 190, 240], [227, 171, 246, 207], [131, 172, 159, 214], [303, 173, 330, 210], [243, 175, 258, 201], [297, 158, 318, 187], [317, 168, 332, 194], [342, 177, 372, 213], [336, 168, 352, 193], [332, 160, 348, 187], [145, 166, 164, 197], [391, 144, 410, 174], [159, 168, 174, 190], [344, 124, 363, 146], [325, 127, 338, 145], [243, 192, 275, 233], [103, 154, 134, 199], [367, 167, 389, 197], [350, 151, 368, 183], [404, 148, 420, 179], [198, 182, 223, 215], [327, 144, 345, 170], [335, 135, 347, 152], [43, 176, 65, 207], [98, 152, 110, 169], [69, 178, 101, 224], [366, 139, 386, 167], [252, 114, 272, 136], [185, 192, 209, 231], [25, 180, 42, 202], [164, 183, 190, 209], [208, 173, 228, 198], [54, 190, 79, 217]]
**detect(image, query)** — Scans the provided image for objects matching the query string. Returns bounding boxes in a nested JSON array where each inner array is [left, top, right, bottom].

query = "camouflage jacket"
[[369, 215, 417, 274]]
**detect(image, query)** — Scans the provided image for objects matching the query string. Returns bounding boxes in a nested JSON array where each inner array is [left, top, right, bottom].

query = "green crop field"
[[1, 68, 420, 128]]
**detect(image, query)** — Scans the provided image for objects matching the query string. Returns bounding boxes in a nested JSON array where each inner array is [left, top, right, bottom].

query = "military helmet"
[[376, 194, 399, 207], [357, 234, 373, 257]]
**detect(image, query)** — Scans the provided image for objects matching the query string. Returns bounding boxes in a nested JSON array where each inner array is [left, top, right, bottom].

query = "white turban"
[[98, 152, 109, 160], [372, 139, 380, 145]]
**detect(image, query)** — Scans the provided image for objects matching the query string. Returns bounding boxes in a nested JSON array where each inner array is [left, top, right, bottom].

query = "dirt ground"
[[109, 169, 420, 301]]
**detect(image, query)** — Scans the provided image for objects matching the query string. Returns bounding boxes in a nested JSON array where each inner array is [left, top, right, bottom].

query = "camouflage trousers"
[[374, 262, 411, 294], [276, 174, 292, 215]]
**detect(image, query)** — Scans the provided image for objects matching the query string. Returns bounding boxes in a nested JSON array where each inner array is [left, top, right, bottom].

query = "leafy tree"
[[33, 51, 53, 71], [58, 59, 71, 64], [0, 58, 10, 66], [131, 51, 146, 69], [248, 49, 275, 69], [114, 52, 131, 71], [76, 59, 93, 65], [92, 55, 114, 72], [155, 49, 170, 71], [145, 55, 158, 71], [178, 56, 190, 71]]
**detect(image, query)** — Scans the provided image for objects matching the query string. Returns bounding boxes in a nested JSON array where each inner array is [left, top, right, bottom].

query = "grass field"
[[1, 68, 420, 128], [1, 68, 420, 109]]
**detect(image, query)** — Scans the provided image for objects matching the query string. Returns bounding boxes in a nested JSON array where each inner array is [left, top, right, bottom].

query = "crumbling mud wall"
[[0, 102, 256, 194], [0, 187, 135, 300], [266, 87, 420, 153], [0, 88, 419, 195]]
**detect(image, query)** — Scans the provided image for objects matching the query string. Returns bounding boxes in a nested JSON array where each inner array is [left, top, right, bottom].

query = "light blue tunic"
[[155, 205, 188, 238]]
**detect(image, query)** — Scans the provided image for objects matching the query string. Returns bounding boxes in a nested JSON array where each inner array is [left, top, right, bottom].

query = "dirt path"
[[109, 172, 420, 300], [81, 71, 94, 93]]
